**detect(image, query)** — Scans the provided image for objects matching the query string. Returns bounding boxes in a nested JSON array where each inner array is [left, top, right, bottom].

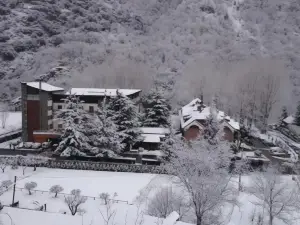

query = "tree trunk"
[[29, 190, 31, 195], [1, 168, 4, 173], [34, 165, 36, 171], [196, 215, 202, 225], [55, 192, 58, 198], [269, 214, 273, 225], [238, 174, 242, 191]]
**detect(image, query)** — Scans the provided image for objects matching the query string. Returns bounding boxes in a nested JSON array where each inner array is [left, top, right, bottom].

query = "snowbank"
[[1, 207, 81, 225]]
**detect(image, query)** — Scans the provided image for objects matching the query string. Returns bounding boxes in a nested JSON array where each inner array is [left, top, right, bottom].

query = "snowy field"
[[0, 112, 22, 135], [0, 168, 156, 204], [0, 168, 299, 225]]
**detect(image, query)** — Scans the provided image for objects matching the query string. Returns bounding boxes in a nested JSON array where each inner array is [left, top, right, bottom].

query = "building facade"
[[21, 82, 141, 142]]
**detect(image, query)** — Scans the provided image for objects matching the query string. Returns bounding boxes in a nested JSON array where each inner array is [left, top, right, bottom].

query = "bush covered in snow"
[[24, 181, 37, 195], [49, 185, 64, 198], [1, 180, 13, 190]]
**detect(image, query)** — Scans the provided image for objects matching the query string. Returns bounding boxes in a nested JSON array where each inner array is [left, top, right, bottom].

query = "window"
[[89, 106, 94, 113], [58, 124, 63, 129], [48, 106, 52, 110], [58, 105, 62, 110], [48, 115, 53, 120], [49, 124, 53, 129]]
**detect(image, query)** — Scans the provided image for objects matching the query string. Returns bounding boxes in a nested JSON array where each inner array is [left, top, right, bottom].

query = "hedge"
[[0, 156, 166, 174]]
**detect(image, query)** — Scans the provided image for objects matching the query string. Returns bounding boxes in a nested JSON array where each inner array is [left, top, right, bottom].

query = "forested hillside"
[[0, 0, 299, 114]]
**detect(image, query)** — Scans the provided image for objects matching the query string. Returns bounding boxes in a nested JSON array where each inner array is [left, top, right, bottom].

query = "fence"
[[15, 187, 129, 204]]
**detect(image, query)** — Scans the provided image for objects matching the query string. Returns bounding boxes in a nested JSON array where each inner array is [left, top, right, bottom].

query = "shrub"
[[24, 181, 37, 195], [13, 39, 39, 52], [49, 185, 64, 197], [100, 192, 110, 205], [0, 7, 10, 16], [0, 35, 9, 43], [50, 36, 63, 46], [147, 187, 190, 219], [0, 45, 17, 61], [83, 22, 101, 32], [1, 180, 13, 189]]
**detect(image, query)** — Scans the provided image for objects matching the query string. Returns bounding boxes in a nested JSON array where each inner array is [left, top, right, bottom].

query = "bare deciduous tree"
[[49, 185, 64, 198], [247, 167, 300, 225], [164, 107, 238, 225], [99, 193, 117, 225], [65, 189, 87, 216], [24, 181, 37, 195], [147, 186, 190, 220]]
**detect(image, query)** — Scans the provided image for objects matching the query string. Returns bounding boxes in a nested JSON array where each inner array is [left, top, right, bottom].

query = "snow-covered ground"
[[0, 168, 156, 204], [0, 112, 22, 135], [251, 127, 299, 162], [0, 168, 299, 225]]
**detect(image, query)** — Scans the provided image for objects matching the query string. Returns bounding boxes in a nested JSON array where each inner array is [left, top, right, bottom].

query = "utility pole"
[[39, 80, 42, 130], [12, 176, 16, 205]]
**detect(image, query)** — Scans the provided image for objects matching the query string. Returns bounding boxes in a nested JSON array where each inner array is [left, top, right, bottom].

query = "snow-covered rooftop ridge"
[[23, 82, 64, 92], [140, 127, 170, 135], [66, 88, 141, 96], [141, 133, 165, 143], [283, 115, 295, 124], [11, 96, 21, 104], [180, 98, 240, 130]]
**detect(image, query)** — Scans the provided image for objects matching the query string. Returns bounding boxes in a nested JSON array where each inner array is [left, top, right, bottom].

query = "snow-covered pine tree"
[[88, 102, 124, 157], [278, 106, 288, 124], [295, 102, 300, 126], [55, 95, 92, 157], [142, 89, 171, 128], [107, 91, 142, 150]]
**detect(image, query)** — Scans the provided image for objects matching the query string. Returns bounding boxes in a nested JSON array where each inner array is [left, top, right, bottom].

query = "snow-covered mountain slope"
[[0, 0, 299, 106]]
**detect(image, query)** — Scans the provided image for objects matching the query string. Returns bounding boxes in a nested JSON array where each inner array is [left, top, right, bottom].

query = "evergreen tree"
[[142, 90, 171, 128], [278, 106, 288, 124], [295, 102, 300, 126], [107, 91, 142, 150], [88, 104, 125, 157], [55, 95, 92, 157]]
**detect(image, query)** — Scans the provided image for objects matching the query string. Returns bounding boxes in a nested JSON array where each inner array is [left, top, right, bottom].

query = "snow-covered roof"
[[140, 127, 170, 135], [283, 115, 295, 124], [11, 96, 21, 104], [236, 151, 255, 159], [23, 82, 64, 92], [66, 88, 141, 97], [141, 134, 165, 143], [180, 99, 240, 131]]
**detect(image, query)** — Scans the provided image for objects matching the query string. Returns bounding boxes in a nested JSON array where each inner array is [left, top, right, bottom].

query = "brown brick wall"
[[184, 125, 234, 142], [223, 126, 234, 142], [27, 100, 40, 142], [184, 126, 201, 140]]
